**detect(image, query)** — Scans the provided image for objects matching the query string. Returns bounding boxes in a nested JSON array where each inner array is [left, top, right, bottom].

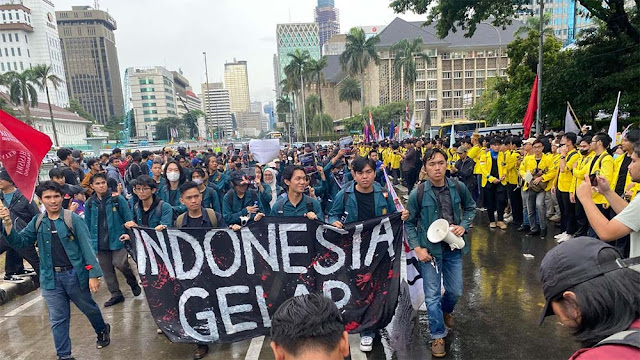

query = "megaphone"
[[427, 219, 466, 250]]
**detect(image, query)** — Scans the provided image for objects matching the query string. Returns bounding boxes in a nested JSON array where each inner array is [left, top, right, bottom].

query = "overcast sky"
[[54, 0, 426, 104]]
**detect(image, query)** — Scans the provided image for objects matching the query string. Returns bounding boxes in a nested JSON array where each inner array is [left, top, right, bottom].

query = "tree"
[[390, 38, 431, 102], [514, 13, 554, 38], [32, 64, 64, 147], [66, 99, 95, 122], [340, 27, 381, 109], [154, 117, 183, 141], [306, 94, 320, 119], [104, 115, 123, 140], [389, 0, 639, 44], [284, 49, 312, 140], [311, 113, 333, 137], [339, 77, 362, 117], [6, 69, 38, 124], [182, 109, 203, 139], [276, 95, 293, 123], [341, 115, 364, 133], [305, 56, 328, 114]]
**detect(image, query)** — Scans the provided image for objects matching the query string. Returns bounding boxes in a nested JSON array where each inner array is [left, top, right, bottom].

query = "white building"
[[28, 102, 91, 146], [0, 0, 69, 108], [201, 82, 232, 139]]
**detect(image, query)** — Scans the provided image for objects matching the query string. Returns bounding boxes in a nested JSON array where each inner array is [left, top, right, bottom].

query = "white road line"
[[348, 334, 368, 360], [0, 295, 43, 324], [244, 335, 265, 360]]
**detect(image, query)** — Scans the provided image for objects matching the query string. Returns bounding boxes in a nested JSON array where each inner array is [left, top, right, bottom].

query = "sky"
[[53, 0, 427, 106]]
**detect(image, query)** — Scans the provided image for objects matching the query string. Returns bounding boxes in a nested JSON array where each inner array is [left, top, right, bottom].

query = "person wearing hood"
[[263, 166, 281, 209]]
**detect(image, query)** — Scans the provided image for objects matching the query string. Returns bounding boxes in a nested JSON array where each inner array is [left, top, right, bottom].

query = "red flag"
[[0, 110, 52, 200], [522, 75, 538, 139]]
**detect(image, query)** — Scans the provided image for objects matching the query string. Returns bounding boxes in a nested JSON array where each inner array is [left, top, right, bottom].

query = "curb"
[[0, 275, 38, 306]]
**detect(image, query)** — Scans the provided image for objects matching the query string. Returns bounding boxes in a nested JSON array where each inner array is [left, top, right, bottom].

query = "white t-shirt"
[[613, 195, 640, 257]]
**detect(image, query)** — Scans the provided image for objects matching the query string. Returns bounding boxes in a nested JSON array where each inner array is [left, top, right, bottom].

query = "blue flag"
[[389, 121, 395, 140]]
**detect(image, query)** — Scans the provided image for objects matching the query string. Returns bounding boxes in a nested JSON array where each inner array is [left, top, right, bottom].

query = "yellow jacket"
[[611, 154, 640, 200], [556, 149, 580, 193], [519, 154, 555, 191], [389, 151, 402, 169], [480, 151, 511, 187], [506, 150, 520, 185], [447, 152, 460, 171], [571, 152, 595, 194], [467, 145, 484, 175], [590, 152, 614, 205]]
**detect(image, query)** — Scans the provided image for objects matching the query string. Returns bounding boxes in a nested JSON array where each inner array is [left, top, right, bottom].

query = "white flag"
[[565, 103, 579, 134], [449, 123, 455, 148], [409, 113, 416, 135], [608, 91, 621, 148]]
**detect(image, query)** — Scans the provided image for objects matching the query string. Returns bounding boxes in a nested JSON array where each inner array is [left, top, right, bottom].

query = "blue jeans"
[[416, 247, 463, 339], [41, 269, 106, 359]]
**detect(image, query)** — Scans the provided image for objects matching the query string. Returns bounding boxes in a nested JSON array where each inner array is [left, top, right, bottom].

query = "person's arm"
[[327, 191, 345, 224], [1, 214, 38, 249], [593, 175, 630, 214], [72, 214, 103, 279], [222, 194, 248, 225], [404, 190, 420, 250], [210, 190, 221, 213], [458, 181, 477, 230], [160, 203, 174, 226]]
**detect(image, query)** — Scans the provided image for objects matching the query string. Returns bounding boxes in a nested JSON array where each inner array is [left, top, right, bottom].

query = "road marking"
[[348, 334, 368, 360], [244, 335, 265, 360], [0, 295, 43, 324]]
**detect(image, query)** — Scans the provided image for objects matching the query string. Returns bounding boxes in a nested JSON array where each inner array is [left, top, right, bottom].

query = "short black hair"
[[35, 180, 63, 198], [564, 132, 578, 146], [87, 158, 99, 168], [490, 137, 502, 146], [111, 148, 122, 155], [141, 150, 150, 159], [163, 160, 186, 184], [99, 153, 109, 159], [90, 172, 107, 184], [191, 167, 206, 178], [271, 293, 344, 357], [625, 129, 640, 143], [179, 181, 199, 195], [351, 156, 376, 172], [56, 148, 72, 161], [593, 132, 612, 148], [131, 152, 142, 162], [533, 139, 544, 147], [581, 136, 592, 145], [282, 165, 305, 184], [422, 148, 447, 166], [48, 167, 64, 179], [135, 175, 157, 189]]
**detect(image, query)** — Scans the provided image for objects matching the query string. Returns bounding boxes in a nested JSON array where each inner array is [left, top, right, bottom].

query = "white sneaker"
[[523, 253, 535, 259], [359, 335, 373, 352], [554, 232, 567, 240], [556, 233, 573, 244]]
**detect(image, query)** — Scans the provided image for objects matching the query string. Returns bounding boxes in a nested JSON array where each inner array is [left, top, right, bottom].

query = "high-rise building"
[[0, 0, 69, 108], [519, 0, 594, 44], [314, 0, 339, 52], [124, 66, 178, 139], [201, 82, 233, 139], [185, 89, 201, 115], [263, 101, 275, 130], [276, 23, 320, 88], [236, 112, 262, 137], [56, 5, 123, 124], [172, 70, 191, 117], [223, 59, 250, 113]]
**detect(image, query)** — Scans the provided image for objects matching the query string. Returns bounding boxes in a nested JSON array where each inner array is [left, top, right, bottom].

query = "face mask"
[[167, 172, 180, 182], [613, 154, 621, 160], [193, 178, 203, 185], [580, 149, 589, 156]]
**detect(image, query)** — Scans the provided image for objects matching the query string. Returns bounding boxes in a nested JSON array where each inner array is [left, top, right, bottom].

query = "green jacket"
[[328, 182, 396, 224], [133, 196, 174, 227], [404, 178, 476, 257], [3, 212, 102, 290], [270, 194, 324, 218], [84, 194, 133, 253]]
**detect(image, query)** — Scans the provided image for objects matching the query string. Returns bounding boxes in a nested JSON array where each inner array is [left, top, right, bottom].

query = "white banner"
[[249, 139, 281, 164]]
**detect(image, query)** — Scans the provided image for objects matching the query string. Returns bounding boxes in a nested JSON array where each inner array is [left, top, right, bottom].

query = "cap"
[[71, 149, 82, 158], [456, 146, 467, 154], [273, 158, 281, 163], [523, 138, 536, 145], [538, 237, 634, 325], [230, 171, 248, 186], [0, 169, 13, 184], [68, 185, 87, 196]]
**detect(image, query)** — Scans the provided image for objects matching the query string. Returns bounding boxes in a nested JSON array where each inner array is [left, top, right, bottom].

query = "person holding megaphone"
[[405, 148, 476, 358]]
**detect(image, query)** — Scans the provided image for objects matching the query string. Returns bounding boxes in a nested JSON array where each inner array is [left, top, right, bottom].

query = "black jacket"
[[0, 189, 40, 230], [454, 158, 476, 190]]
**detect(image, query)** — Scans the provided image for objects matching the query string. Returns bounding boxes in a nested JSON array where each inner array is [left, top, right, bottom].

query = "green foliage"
[[340, 28, 381, 76], [66, 99, 95, 122], [155, 117, 184, 140], [390, 38, 431, 100], [104, 115, 123, 140], [341, 115, 364, 133], [182, 110, 203, 139], [338, 77, 361, 116], [6, 69, 38, 121], [363, 102, 413, 133], [311, 113, 333, 136], [305, 56, 328, 112], [306, 94, 320, 119]]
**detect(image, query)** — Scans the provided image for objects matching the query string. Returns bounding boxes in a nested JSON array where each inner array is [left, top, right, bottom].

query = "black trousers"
[[609, 207, 630, 257], [574, 199, 589, 237], [484, 184, 506, 222], [556, 190, 576, 234], [507, 184, 523, 225], [404, 169, 418, 192], [0, 237, 40, 276]]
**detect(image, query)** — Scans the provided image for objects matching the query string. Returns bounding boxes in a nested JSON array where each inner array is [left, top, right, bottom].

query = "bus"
[[267, 131, 282, 139], [476, 124, 524, 136], [429, 120, 487, 138]]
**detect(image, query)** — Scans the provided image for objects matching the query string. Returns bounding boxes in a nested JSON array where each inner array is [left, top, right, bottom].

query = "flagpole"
[[567, 101, 581, 128]]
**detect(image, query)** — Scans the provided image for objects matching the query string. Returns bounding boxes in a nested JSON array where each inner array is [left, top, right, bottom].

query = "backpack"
[[124, 163, 140, 187], [594, 329, 640, 350], [35, 209, 75, 240], [415, 179, 463, 224], [133, 199, 166, 225], [276, 195, 315, 215], [176, 208, 218, 229]]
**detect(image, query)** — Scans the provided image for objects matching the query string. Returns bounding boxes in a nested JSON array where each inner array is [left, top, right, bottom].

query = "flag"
[[368, 111, 376, 141], [398, 120, 404, 140], [379, 128, 384, 140], [0, 110, 52, 200], [621, 124, 632, 142], [363, 123, 370, 143], [450, 123, 455, 148], [404, 102, 410, 131], [608, 91, 621, 149], [389, 120, 395, 140], [564, 102, 580, 134], [421, 96, 431, 133], [522, 75, 538, 139], [409, 112, 416, 136]]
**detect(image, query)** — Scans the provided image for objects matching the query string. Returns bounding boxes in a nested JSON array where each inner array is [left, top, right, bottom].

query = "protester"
[[552, 132, 580, 243], [271, 165, 323, 219], [157, 160, 187, 216], [222, 170, 266, 226], [263, 167, 281, 209], [520, 139, 554, 238], [105, 156, 127, 197], [85, 173, 141, 307], [570, 136, 595, 237], [405, 148, 476, 358], [452, 146, 475, 196], [0, 181, 110, 360], [480, 137, 509, 229], [81, 158, 103, 196], [56, 148, 80, 185], [150, 159, 165, 189], [127, 175, 173, 231], [48, 167, 75, 210], [539, 237, 640, 359]]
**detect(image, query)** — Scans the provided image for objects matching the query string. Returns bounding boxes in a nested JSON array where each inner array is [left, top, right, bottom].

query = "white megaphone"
[[427, 219, 466, 250]]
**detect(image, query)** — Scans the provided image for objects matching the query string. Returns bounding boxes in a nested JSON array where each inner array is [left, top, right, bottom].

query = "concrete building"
[[56, 5, 123, 125], [25, 102, 91, 146], [250, 101, 262, 113], [322, 33, 345, 56], [201, 82, 232, 139], [224, 59, 250, 114], [124, 66, 178, 139], [314, 0, 339, 53], [275, 22, 320, 87], [519, 0, 594, 44], [185, 89, 201, 115], [236, 111, 262, 137], [0, 0, 69, 108], [317, 17, 521, 128], [263, 101, 275, 130], [172, 70, 190, 117]]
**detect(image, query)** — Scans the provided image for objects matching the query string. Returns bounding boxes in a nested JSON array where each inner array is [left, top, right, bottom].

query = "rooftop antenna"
[[94, 0, 100, 10]]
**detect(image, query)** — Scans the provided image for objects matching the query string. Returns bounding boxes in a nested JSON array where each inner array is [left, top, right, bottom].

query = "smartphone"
[[589, 173, 598, 186]]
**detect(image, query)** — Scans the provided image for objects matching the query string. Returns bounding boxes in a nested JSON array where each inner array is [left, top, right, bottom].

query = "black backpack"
[[593, 329, 640, 350]]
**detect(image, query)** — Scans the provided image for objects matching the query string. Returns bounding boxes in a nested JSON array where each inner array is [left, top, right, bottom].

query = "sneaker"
[[489, 222, 496, 228], [517, 225, 530, 232], [3, 275, 25, 283], [194, 344, 209, 360], [549, 214, 561, 223], [496, 221, 508, 230], [554, 232, 567, 240], [556, 233, 573, 244], [131, 283, 142, 297], [526, 229, 540, 236], [104, 295, 125, 307], [96, 323, 111, 349], [504, 216, 513, 224], [540, 228, 547, 238], [16, 268, 36, 276], [431, 338, 446, 358], [523, 253, 535, 259], [444, 313, 454, 329], [478, 207, 487, 212], [359, 335, 373, 352]]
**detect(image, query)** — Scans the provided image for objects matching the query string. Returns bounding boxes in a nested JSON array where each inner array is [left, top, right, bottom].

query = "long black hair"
[[163, 160, 186, 184]]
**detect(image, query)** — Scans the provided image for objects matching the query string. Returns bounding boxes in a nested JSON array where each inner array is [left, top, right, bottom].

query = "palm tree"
[[339, 77, 362, 117], [515, 13, 554, 38], [340, 27, 380, 110], [284, 49, 311, 142], [390, 38, 430, 102], [305, 56, 327, 113], [32, 64, 63, 147], [276, 94, 293, 142], [6, 69, 38, 124], [306, 94, 320, 120]]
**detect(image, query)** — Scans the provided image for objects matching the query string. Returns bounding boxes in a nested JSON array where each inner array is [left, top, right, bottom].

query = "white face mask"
[[167, 172, 180, 182], [193, 178, 203, 185]]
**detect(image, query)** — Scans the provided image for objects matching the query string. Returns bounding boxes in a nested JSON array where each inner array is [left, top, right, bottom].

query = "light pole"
[[536, 0, 544, 136], [300, 71, 308, 143], [203, 51, 218, 144], [483, 22, 503, 78]]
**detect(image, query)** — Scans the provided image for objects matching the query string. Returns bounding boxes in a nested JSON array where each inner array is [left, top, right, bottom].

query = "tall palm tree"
[[340, 27, 380, 110], [32, 64, 63, 147], [284, 49, 312, 142], [276, 94, 293, 142], [515, 13, 554, 38], [390, 38, 430, 102], [306, 94, 320, 120], [339, 77, 362, 117], [305, 56, 327, 113], [6, 69, 38, 124]]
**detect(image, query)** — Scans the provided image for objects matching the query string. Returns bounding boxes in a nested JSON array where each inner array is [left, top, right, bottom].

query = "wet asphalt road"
[[0, 211, 580, 360]]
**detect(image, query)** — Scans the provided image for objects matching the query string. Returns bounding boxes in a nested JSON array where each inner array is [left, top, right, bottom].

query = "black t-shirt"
[[615, 155, 632, 195], [432, 185, 455, 225], [185, 215, 206, 228], [354, 188, 375, 221], [97, 196, 110, 251], [49, 219, 72, 267], [61, 166, 79, 185]]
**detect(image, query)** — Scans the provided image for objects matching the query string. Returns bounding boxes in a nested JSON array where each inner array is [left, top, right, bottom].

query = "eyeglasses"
[[135, 187, 152, 192]]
